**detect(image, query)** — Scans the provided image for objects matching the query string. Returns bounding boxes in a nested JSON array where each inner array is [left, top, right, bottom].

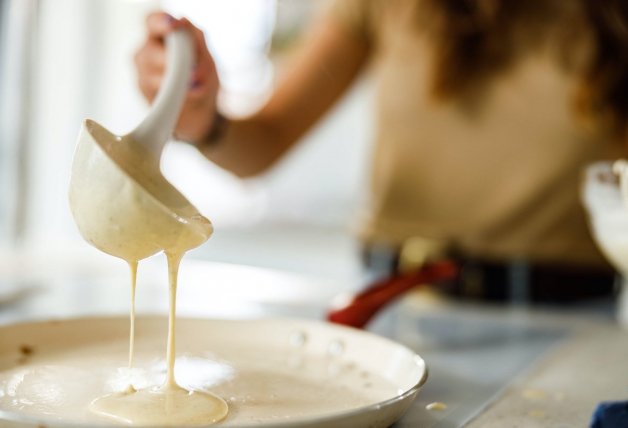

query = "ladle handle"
[[130, 29, 194, 159]]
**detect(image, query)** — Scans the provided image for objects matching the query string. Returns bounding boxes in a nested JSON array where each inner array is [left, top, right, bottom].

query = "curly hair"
[[578, 0, 628, 140], [422, 0, 628, 140]]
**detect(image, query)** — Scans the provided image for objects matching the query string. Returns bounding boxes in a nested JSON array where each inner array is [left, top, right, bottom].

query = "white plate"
[[0, 317, 426, 427]]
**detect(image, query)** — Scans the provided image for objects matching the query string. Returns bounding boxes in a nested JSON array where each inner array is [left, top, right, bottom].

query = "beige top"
[[328, 0, 626, 266]]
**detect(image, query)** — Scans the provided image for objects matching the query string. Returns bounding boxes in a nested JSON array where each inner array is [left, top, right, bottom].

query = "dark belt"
[[449, 256, 617, 303], [362, 245, 618, 304]]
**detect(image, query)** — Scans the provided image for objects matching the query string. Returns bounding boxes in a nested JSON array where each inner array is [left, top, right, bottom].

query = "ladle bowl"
[[69, 120, 212, 261], [68, 30, 212, 262]]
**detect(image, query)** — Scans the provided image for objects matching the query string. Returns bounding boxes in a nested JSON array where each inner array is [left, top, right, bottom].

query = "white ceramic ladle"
[[69, 30, 212, 262]]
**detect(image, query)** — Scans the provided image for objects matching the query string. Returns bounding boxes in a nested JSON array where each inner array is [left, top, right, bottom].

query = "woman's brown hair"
[[579, 0, 628, 139], [423, 0, 628, 140]]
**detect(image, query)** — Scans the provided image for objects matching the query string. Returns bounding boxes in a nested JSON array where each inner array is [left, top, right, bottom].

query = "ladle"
[[69, 30, 212, 262]]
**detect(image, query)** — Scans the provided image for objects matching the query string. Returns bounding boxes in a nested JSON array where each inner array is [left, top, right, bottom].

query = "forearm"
[[197, 113, 289, 178], [197, 19, 370, 177]]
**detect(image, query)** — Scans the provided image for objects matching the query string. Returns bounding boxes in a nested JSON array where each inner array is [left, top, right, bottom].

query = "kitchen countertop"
[[0, 251, 622, 427], [376, 292, 619, 428], [465, 321, 628, 427]]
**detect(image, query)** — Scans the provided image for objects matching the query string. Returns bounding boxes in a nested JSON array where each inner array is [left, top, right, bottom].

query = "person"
[[135, 0, 628, 303]]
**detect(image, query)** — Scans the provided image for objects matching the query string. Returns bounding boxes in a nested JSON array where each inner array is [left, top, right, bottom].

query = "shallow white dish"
[[0, 317, 426, 427]]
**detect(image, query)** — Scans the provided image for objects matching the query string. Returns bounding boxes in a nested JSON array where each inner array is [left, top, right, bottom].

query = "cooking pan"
[[0, 317, 426, 427]]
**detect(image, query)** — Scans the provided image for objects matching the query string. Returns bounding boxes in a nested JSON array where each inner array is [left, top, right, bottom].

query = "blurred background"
[[0, 0, 375, 284]]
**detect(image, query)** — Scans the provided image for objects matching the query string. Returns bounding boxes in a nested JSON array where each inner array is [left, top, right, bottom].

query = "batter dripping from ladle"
[[69, 29, 228, 425]]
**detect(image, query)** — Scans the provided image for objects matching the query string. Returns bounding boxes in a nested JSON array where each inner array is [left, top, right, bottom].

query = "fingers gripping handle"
[[131, 30, 194, 160]]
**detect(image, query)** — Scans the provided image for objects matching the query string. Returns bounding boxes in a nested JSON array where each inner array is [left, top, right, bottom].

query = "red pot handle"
[[327, 260, 458, 328]]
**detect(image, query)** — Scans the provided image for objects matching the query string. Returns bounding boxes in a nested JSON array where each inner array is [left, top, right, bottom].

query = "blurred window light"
[[162, 0, 276, 115], [0, 0, 38, 244]]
